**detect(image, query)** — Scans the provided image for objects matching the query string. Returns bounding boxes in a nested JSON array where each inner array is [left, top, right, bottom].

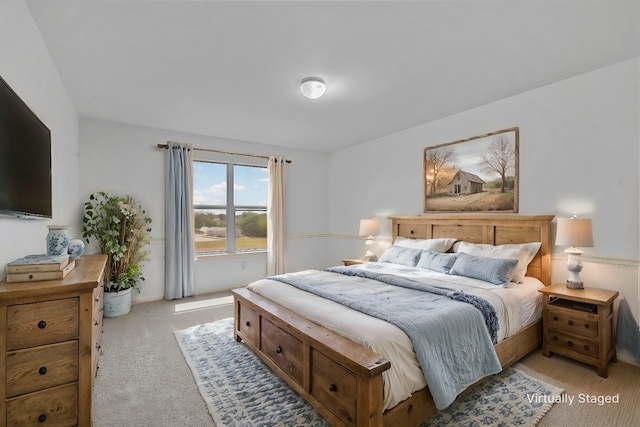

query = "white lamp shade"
[[359, 219, 379, 237], [556, 218, 594, 248], [300, 77, 326, 99]]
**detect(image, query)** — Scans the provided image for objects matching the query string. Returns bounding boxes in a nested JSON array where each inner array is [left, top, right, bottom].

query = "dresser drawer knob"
[[584, 324, 589, 329], [553, 316, 558, 321], [552, 336, 558, 341], [584, 345, 590, 351], [567, 341, 574, 347], [38, 320, 47, 329], [38, 366, 47, 375], [567, 320, 573, 326], [276, 346, 282, 354], [329, 384, 337, 392], [38, 414, 46, 423], [245, 321, 251, 327]]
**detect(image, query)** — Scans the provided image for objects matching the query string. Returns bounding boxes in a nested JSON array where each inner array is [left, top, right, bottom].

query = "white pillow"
[[454, 241, 542, 284], [393, 236, 457, 253]]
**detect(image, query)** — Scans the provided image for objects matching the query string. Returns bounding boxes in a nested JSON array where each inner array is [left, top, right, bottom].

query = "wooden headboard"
[[389, 214, 554, 286]]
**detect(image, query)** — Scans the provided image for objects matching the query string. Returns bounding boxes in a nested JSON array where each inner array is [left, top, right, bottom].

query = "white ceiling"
[[25, 0, 639, 153]]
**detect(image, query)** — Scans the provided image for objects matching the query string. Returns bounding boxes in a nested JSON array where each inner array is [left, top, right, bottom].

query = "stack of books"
[[6, 254, 76, 283]]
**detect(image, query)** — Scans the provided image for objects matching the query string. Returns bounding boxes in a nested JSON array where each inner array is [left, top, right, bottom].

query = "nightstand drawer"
[[548, 310, 598, 338], [6, 298, 79, 350], [6, 340, 79, 398], [548, 329, 598, 359]]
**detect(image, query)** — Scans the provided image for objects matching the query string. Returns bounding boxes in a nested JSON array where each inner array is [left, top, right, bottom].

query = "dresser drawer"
[[548, 309, 597, 338], [238, 302, 259, 347], [311, 348, 357, 427], [548, 329, 598, 359], [6, 340, 78, 398], [7, 298, 79, 350], [261, 318, 303, 386], [6, 382, 77, 426]]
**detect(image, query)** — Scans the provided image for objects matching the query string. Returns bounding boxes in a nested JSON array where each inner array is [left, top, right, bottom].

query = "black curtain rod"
[[156, 143, 292, 164]]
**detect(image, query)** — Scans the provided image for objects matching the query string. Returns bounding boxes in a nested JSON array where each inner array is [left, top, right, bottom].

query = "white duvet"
[[246, 262, 543, 411]]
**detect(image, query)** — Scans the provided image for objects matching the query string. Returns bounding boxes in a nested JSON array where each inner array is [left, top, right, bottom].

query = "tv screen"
[[0, 76, 52, 219]]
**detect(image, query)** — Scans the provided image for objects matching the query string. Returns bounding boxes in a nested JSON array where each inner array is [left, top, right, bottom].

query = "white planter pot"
[[103, 288, 132, 318]]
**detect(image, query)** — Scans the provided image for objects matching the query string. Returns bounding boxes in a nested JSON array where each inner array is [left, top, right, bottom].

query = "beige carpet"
[[92, 291, 640, 427]]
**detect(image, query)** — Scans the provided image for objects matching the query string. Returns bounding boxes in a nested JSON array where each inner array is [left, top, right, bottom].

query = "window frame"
[[193, 159, 268, 255]]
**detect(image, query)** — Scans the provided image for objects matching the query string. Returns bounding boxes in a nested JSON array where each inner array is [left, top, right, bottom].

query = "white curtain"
[[164, 142, 195, 299], [267, 156, 286, 276]]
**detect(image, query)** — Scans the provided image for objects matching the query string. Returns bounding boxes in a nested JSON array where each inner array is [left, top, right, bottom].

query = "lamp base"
[[566, 280, 584, 290], [363, 250, 377, 262]]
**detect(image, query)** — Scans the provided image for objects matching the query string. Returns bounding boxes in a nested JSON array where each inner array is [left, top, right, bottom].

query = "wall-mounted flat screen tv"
[[0, 76, 52, 219]]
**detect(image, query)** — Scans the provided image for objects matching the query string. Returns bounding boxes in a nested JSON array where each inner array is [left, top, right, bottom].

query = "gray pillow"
[[378, 246, 422, 267], [416, 250, 458, 273], [449, 252, 518, 286]]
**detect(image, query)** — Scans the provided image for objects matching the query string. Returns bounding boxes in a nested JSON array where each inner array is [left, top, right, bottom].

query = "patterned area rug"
[[174, 318, 563, 427]]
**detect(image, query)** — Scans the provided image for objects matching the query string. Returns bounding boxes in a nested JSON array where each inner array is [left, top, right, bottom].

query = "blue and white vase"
[[46, 225, 70, 256], [67, 239, 85, 258]]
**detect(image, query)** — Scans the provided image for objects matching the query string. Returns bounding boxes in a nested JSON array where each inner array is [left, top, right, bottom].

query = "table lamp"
[[359, 218, 379, 262], [555, 216, 593, 289]]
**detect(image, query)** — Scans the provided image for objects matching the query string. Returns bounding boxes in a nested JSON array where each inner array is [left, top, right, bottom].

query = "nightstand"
[[342, 259, 364, 266], [538, 284, 618, 377]]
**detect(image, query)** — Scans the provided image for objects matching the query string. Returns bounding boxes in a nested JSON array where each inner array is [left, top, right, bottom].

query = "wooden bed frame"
[[232, 214, 554, 427]]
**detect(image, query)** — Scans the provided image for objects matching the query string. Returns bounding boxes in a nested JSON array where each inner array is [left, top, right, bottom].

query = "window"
[[193, 161, 268, 254]]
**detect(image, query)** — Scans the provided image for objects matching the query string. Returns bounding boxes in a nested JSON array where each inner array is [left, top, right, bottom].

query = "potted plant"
[[82, 192, 152, 317]]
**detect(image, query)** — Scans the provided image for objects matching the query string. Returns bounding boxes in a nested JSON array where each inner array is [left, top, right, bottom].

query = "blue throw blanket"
[[269, 266, 502, 410]]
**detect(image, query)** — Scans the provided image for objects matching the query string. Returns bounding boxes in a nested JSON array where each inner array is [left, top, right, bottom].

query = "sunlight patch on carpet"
[[174, 295, 234, 313], [175, 317, 563, 427]]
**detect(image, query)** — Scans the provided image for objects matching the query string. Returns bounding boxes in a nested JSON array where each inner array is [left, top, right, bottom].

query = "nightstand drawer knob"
[[38, 414, 46, 423], [37, 320, 46, 329], [567, 320, 573, 326], [584, 324, 589, 329], [567, 341, 574, 347], [276, 346, 282, 354], [584, 345, 590, 351], [329, 383, 337, 392], [38, 366, 47, 375]]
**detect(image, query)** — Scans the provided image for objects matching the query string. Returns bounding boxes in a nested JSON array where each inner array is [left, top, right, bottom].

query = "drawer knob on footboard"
[[329, 384, 337, 392], [38, 320, 47, 329], [38, 367, 47, 375], [276, 346, 282, 354]]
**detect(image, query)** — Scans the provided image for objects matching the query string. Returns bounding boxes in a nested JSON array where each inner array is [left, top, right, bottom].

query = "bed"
[[232, 214, 554, 427]]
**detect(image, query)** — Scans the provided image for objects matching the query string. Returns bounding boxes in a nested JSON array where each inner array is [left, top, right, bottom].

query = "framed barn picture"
[[424, 127, 518, 212]]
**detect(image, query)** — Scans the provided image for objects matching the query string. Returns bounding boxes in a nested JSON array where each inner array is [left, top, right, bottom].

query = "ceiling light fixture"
[[300, 76, 326, 99]]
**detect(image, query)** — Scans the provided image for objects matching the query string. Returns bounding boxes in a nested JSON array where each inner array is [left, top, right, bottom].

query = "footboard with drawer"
[[233, 287, 391, 427]]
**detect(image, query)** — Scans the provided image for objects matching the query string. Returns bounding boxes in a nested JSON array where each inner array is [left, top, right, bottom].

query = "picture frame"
[[424, 127, 519, 213]]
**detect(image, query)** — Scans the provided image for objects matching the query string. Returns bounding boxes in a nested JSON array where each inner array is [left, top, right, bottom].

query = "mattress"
[[246, 262, 544, 410]]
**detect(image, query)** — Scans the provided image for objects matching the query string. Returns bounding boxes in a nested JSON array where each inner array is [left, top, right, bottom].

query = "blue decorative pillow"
[[378, 246, 422, 267], [449, 252, 519, 286], [416, 250, 458, 273]]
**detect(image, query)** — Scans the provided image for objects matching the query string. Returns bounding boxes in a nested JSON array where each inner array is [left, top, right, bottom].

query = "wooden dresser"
[[539, 283, 618, 378], [0, 254, 107, 427]]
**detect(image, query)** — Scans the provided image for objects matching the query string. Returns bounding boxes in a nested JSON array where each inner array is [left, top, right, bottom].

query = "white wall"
[[78, 119, 329, 301], [0, 0, 81, 276], [327, 58, 640, 365]]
